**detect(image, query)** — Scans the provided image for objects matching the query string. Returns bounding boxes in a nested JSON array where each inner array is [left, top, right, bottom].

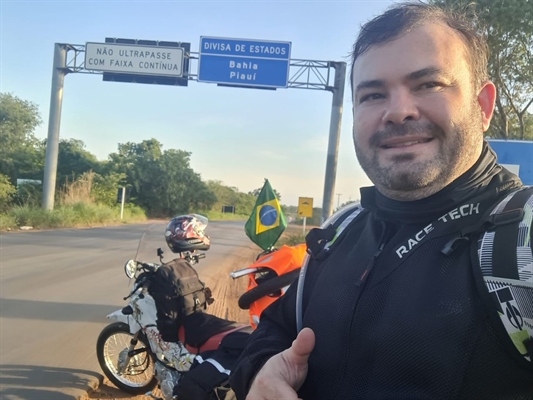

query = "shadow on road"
[[0, 298, 120, 322], [0, 364, 101, 400]]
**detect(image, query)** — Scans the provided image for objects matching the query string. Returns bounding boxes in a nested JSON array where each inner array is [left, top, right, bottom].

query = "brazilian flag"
[[245, 179, 287, 250]]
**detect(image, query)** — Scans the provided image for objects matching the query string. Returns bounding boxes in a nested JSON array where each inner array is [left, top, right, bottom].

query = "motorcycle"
[[230, 243, 306, 328], [96, 219, 250, 400]]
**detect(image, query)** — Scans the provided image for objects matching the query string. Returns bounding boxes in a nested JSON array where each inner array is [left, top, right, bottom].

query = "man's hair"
[[350, 1, 489, 93]]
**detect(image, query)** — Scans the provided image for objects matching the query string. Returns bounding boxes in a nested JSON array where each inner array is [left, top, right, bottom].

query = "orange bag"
[[238, 244, 307, 328]]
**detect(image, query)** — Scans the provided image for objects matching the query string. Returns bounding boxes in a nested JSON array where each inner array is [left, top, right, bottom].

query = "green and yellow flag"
[[245, 179, 287, 250]]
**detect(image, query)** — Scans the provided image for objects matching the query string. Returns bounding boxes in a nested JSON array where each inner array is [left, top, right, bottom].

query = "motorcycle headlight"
[[124, 259, 138, 279]]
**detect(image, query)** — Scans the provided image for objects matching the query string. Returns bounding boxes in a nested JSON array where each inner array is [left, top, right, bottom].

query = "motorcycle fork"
[[117, 330, 146, 374]]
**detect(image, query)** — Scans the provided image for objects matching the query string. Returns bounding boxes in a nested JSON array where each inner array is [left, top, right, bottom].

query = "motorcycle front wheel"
[[96, 322, 157, 394]]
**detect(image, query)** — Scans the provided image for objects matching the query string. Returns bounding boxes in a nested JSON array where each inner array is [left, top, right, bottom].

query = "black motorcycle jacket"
[[230, 142, 533, 400]]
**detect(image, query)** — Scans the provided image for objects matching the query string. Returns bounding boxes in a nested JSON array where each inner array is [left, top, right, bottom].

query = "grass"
[[192, 213, 311, 246], [0, 198, 310, 240], [196, 209, 250, 221], [276, 224, 311, 246], [0, 202, 146, 231], [0, 214, 17, 231]]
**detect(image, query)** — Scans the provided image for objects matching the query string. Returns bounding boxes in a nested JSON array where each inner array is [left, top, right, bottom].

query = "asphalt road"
[[0, 221, 259, 400]]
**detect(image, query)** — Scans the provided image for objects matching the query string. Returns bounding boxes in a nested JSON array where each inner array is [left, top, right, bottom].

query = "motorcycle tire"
[[238, 268, 301, 310], [96, 322, 157, 395]]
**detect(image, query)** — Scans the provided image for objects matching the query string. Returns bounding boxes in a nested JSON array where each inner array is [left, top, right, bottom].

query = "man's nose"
[[382, 89, 420, 125]]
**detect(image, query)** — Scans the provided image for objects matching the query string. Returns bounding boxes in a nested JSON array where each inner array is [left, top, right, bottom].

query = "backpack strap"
[[304, 202, 365, 259], [491, 187, 533, 280], [296, 202, 365, 331], [476, 186, 533, 365]]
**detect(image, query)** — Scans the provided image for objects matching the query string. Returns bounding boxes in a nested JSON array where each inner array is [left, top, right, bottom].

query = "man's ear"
[[477, 81, 497, 132]]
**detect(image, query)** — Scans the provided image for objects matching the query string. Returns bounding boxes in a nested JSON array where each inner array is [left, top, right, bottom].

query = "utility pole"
[[336, 193, 342, 209]]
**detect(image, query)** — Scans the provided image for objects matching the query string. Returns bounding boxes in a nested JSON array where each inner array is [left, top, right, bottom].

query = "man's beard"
[[353, 105, 482, 193]]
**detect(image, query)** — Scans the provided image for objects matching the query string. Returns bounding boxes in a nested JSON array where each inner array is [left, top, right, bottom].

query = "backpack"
[[475, 186, 533, 363], [148, 257, 211, 342], [297, 186, 533, 365]]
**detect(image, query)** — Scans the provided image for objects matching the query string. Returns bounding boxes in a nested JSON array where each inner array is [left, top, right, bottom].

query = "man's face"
[[352, 22, 492, 200]]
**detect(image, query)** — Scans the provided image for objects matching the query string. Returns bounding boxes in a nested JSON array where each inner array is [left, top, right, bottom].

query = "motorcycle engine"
[[154, 362, 181, 400]]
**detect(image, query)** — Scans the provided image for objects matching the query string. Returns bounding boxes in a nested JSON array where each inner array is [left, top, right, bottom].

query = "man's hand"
[[246, 328, 315, 400]]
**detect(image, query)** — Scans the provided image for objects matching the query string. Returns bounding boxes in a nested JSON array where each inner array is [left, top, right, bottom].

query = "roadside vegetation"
[[276, 225, 308, 246], [3, 4, 530, 232], [0, 93, 284, 231]]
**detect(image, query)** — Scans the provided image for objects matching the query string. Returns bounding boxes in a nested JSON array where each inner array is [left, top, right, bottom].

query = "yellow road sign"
[[297, 197, 313, 218]]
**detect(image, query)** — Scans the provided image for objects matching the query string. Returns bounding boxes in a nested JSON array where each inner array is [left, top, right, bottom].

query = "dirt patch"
[[83, 378, 159, 400], [202, 248, 258, 325]]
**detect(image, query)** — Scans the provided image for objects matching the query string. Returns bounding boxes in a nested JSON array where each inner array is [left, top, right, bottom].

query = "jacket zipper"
[[355, 218, 393, 286], [333, 220, 390, 399], [356, 242, 385, 286]]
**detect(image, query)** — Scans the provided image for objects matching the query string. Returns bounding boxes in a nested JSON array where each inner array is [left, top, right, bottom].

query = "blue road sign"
[[198, 37, 291, 88], [488, 139, 533, 184]]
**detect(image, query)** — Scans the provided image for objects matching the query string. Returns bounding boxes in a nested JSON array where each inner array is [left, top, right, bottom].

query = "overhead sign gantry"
[[42, 36, 346, 222]]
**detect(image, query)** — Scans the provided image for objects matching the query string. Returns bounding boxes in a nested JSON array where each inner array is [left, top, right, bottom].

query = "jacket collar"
[[360, 141, 523, 225]]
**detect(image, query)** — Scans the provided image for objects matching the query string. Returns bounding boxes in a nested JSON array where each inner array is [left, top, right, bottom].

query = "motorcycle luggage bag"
[[148, 258, 208, 342]]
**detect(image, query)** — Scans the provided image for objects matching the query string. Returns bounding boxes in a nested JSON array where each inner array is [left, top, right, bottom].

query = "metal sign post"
[[120, 187, 126, 220], [321, 62, 346, 223], [297, 197, 314, 234], [42, 44, 68, 211]]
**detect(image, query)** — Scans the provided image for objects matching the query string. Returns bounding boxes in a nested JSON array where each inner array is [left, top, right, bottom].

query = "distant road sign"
[[488, 139, 533, 184], [298, 197, 314, 218], [85, 42, 185, 77], [198, 36, 291, 88]]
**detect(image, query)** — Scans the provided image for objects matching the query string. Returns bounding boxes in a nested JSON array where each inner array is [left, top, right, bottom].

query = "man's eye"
[[420, 81, 442, 89], [359, 93, 384, 103]]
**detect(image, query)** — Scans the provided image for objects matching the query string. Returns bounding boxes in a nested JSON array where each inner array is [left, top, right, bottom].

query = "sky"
[[0, 0, 398, 207]]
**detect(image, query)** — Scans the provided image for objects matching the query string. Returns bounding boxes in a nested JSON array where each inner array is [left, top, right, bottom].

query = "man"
[[230, 2, 533, 399]]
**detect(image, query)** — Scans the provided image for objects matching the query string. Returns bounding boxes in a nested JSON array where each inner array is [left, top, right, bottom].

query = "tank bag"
[[148, 258, 209, 342]]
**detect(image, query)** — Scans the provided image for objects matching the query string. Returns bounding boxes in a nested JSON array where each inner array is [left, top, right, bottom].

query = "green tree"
[[429, 0, 533, 139], [0, 173, 16, 212], [251, 186, 282, 201], [156, 149, 216, 216], [56, 138, 101, 185], [206, 180, 256, 214], [14, 181, 43, 207], [107, 139, 216, 216], [91, 171, 127, 206], [234, 191, 257, 215], [0, 93, 44, 181]]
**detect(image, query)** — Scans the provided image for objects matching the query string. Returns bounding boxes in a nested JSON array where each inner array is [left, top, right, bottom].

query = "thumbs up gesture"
[[246, 328, 316, 400]]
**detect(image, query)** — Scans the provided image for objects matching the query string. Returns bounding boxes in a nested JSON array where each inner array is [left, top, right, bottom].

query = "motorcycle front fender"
[[106, 307, 142, 333]]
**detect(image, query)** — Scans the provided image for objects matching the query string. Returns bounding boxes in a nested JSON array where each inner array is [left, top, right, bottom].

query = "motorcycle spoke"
[[103, 331, 153, 387]]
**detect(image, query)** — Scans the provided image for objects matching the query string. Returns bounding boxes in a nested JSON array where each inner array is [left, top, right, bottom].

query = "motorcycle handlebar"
[[229, 267, 261, 279]]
